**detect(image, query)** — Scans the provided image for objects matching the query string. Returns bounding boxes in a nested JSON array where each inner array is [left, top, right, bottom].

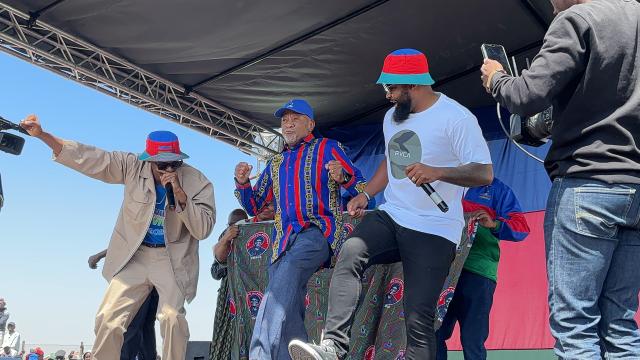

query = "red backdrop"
[[446, 211, 640, 350]]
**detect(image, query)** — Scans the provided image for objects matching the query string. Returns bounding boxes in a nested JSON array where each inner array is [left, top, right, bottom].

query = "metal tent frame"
[[0, 1, 552, 159], [0, 2, 283, 158]]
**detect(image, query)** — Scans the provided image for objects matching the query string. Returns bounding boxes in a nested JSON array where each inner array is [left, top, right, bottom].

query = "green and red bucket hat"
[[376, 48, 435, 86], [138, 131, 189, 162]]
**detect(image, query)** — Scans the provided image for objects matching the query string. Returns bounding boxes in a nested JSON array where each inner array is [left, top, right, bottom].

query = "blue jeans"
[[545, 177, 640, 359], [435, 270, 496, 360], [249, 226, 330, 360]]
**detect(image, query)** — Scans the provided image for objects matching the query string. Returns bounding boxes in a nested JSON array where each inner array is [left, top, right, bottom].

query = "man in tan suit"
[[20, 115, 215, 360]]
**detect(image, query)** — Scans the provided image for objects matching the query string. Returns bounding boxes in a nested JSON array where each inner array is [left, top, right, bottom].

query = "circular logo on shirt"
[[246, 232, 270, 258], [437, 286, 456, 322], [246, 291, 264, 319], [384, 278, 405, 307], [388, 130, 421, 179]]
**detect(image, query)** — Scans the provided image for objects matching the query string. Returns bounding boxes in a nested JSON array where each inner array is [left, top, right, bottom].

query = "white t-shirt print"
[[379, 93, 492, 244]]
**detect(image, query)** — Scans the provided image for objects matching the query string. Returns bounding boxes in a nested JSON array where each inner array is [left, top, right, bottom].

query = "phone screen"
[[481, 44, 513, 76]]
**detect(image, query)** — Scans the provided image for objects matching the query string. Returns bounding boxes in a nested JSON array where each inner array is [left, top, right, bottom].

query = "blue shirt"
[[235, 134, 366, 262], [143, 184, 166, 245]]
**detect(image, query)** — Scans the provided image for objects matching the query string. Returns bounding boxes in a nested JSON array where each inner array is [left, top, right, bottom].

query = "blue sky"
[[0, 51, 255, 352]]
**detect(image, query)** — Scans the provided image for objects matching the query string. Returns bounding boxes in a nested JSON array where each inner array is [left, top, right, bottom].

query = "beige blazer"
[[55, 140, 215, 302]]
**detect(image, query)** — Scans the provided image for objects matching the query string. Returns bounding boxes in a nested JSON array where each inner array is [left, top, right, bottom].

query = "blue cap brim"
[[376, 72, 435, 85], [274, 107, 312, 119], [138, 152, 189, 162]]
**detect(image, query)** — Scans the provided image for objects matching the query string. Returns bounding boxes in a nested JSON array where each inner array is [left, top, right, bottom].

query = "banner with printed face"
[[219, 214, 475, 360]]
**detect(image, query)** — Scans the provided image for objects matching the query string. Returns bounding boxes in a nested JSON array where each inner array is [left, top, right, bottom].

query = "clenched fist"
[[19, 114, 43, 137], [405, 163, 444, 186], [325, 158, 346, 183]]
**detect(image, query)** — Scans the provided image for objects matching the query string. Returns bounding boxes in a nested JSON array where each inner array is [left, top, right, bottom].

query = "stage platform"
[[448, 349, 555, 359]]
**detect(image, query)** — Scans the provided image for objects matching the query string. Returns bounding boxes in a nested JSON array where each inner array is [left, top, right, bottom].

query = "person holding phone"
[[481, 1, 640, 358], [20, 115, 215, 360], [480, 44, 512, 77]]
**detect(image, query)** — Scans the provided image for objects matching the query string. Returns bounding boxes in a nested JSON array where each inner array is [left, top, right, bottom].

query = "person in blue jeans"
[[233, 99, 366, 359], [436, 178, 529, 359], [482, 1, 640, 358]]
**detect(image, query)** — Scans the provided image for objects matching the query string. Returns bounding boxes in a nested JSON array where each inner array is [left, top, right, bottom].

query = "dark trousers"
[[121, 288, 159, 360], [324, 210, 456, 360], [435, 270, 496, 360]]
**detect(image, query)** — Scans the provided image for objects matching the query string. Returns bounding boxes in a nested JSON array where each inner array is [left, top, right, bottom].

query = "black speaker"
[[185, 341, 210, 360]]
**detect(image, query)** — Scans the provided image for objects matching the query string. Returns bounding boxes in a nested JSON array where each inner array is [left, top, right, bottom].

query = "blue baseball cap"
[[274, 99, 314, 120]]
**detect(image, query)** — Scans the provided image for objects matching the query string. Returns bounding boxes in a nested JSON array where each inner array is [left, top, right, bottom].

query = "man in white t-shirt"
[[289, 49, 493, 360]]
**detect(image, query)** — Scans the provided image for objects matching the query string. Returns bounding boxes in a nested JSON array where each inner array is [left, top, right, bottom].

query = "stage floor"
[[448, 349, 555, 359]]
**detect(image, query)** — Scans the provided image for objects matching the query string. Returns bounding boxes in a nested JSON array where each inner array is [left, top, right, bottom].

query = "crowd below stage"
[[0, 298, 94, 360]]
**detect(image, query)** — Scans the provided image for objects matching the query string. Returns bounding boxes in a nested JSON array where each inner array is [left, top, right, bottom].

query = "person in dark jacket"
[[481, 1, 640, 358]]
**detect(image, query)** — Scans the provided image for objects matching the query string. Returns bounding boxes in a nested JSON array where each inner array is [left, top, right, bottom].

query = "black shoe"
[[288, 339, 340, 360]]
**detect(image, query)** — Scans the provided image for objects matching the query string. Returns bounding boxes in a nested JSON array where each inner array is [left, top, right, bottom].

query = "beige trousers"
[[92, 246, 189, 360]]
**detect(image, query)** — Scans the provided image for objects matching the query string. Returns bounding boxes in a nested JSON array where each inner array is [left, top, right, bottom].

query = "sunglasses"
[[156, 160, 183, 171], [382, 84, 398, 94]]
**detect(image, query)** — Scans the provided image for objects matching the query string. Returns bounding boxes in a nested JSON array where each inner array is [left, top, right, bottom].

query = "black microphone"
[[165, 183, 176, 210], [420, 183, 449, 213]]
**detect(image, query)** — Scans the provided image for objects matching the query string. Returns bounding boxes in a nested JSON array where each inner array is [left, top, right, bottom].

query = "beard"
[[392, 90, 412, 123], [283, 133, 296, 145]]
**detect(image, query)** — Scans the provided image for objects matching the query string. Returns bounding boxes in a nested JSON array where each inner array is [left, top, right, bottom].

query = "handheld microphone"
[[420, 183, 449, 213], [165, 183, 176, 210]]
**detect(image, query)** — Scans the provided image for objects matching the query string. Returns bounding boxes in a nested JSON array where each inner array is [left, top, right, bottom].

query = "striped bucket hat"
[[138, 130, 189, 162], [376, 48, 435, 86]]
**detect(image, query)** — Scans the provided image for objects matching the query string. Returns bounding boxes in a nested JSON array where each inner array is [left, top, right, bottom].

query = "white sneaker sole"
[[288, 339, 324, 360]]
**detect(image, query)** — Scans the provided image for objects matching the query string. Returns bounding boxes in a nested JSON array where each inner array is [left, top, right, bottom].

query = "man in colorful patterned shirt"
[[436, 178, 529, 359], [234, 99, 366, 360]]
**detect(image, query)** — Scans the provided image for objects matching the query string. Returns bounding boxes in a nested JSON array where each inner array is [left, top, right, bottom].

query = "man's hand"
[[405, 163, 444, 186], [214, 225, 240, 263], [18, 114, 64, 156], [469, 209, 498, 229], [347, 193, 368, 219], [19, 114, 43, 137], [160, 171, 187, 208], [325, 158, 346, 183], [88, 255, 101, 269], [221, 225, 240, 244], [480, 59, 504, 92], [235, 162, 253, 185]]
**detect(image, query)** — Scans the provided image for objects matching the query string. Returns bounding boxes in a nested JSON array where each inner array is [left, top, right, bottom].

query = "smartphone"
[[481, 43, 513, 76]]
